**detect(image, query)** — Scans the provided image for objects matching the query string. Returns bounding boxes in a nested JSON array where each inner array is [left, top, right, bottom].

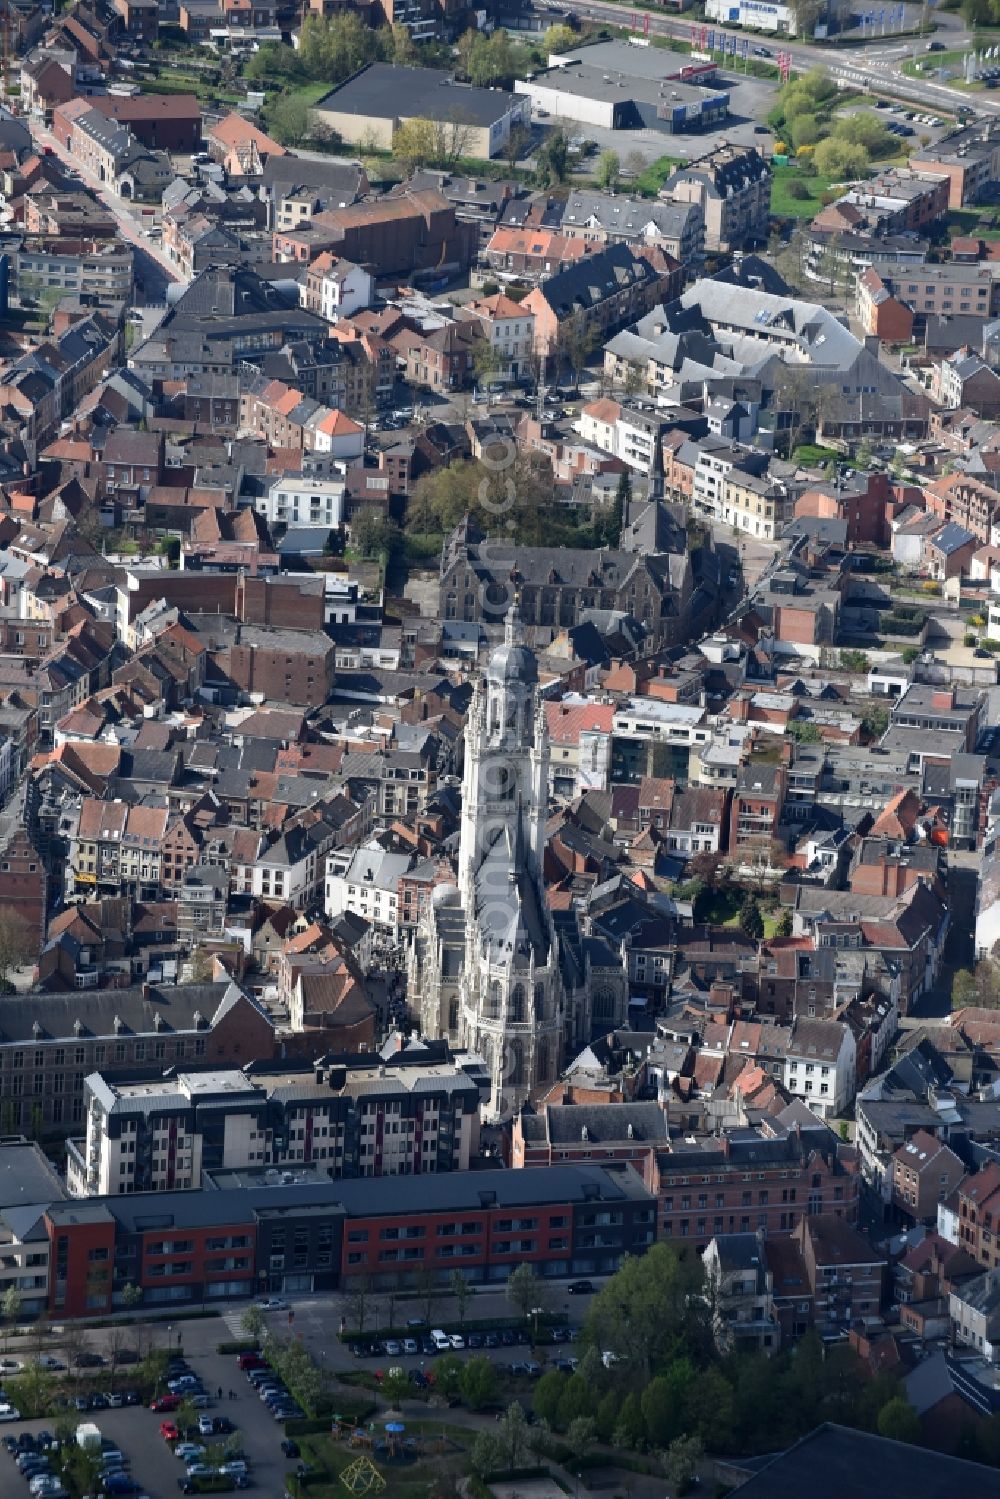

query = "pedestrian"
[[217, 1386, 223, 1400]]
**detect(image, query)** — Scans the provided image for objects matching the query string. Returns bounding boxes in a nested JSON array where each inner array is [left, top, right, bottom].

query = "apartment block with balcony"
[[703, 1232, 780, 1354], [66, 1054, 483, 1197], [793, 1214, 885, 1335]]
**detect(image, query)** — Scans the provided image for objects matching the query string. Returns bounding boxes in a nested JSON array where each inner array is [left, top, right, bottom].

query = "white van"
[[430, 1329, 451, 1352]]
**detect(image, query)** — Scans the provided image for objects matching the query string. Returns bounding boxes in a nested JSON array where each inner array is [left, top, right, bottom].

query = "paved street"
[[24, 119, 182, 304], [569, 0, 1000, 119]]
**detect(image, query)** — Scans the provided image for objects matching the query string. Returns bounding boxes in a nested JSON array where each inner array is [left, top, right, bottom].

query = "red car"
[[151, 1394, 180, 1412], [159, 1421, 179, 1442]]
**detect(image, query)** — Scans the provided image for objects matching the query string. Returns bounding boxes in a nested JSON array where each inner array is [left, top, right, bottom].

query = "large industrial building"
[[515, 41, 730, 134], [313, 63, 530, 159]]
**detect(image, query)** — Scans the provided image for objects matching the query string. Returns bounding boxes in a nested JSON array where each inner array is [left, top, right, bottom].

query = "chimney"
[[781, 739, 794, 765], [931, 689, 956, 711], [141, 982, 150, 1001]]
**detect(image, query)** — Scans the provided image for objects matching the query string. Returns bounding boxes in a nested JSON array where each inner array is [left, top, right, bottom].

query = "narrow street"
[[26, 117, 183, 302]]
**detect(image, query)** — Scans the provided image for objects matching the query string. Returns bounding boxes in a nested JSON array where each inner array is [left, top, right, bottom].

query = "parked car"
[[161, 1422, 180, 1442], [281, 1440, 300, 1459], [152, 1396, 181, 1412], [568, 1279, 594, 1295]]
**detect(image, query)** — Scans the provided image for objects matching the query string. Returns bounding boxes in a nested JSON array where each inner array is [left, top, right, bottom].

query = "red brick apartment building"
[[44, 1165, 657, 1316], [89, 93, 201, 152]]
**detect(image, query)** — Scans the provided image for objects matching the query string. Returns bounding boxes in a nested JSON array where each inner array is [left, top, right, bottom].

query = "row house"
[[522, 242, 679, 359], [924, 472, 1000, 545], [70, 798, 169, 901], [654, 1118, 860, 1251], [238, 378, 364, 460], [458, 293, 535, 385], [482, 225, 592, 284], [0, 980, 274, 1138], [300, 253, 373, 324]]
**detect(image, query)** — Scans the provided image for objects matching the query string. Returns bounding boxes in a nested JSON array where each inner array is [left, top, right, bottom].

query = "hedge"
[[217, 1339, 260, 1355], [338, 1314, 567, 1343]]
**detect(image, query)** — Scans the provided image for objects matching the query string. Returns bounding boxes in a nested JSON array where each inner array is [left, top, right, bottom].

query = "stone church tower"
[[410, 615, 591, 1118]]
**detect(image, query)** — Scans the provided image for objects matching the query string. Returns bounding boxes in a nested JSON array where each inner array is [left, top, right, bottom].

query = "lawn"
[[633, 153, 684, 198], [770, 164, 834, 219], [697, 888, 742, 927], [947, 206, 1000, 242], [793, 443, 841, 465]]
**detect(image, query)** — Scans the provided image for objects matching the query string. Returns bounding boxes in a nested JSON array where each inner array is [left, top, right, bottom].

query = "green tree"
[[499, 1401, 529, 1469], [351, 509, 400, 563], [952, 968, 978, 1010], [739, 897, 764, 942], [0, 909, 30, 985], [533, 1369, 567, 1426], [790, 113, 822, 149], [5, 1365, 52, 1419], [566, 1415, 596, 1457], [595, 149, 621, 192], [877, 1396, 921, 1445], [460, 1355, 499, 1412], [861, 704, 890, 742], [688, 1366, 736, 1452], [542, 23, 576, 53], [613, 1391, 644, 1449], [535, 127, 569, 187], [813, 137, 870, 180], [381, 1367, 411, 1406], [268, 93, 313, 149], [775, 908, 794, 938], [506, 1263, 543, 1323], [641, 1361, 693, 1447], [241, 1304, 265, 1345], [450, 1270, 473, 1329], [664, 1434, 703, 1495], [470, 1430, 505, 1477], [435, 1353, 463, 1400], [393, 116, 439, 173], [175, 1396, 199, 1436], [473, 337, 503, 401], [2, 1285, 21, 1350], [390, 22, 418, 65], [557, 1372, 594, 1429], [585, 1242, 709, 1380], [595, 1388, 620, 1442]]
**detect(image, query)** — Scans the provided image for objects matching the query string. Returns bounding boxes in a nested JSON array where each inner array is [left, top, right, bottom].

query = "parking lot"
[[1, 1335, 300, 1499]]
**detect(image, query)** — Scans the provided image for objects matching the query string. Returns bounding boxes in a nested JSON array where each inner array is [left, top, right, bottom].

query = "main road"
[[567, 0, 1000, 117]]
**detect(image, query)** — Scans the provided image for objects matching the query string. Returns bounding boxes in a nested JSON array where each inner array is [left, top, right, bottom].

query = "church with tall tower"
[[408, 612, 628, 1119]]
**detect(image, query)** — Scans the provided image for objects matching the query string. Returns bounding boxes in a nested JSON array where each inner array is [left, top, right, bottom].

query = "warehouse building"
[[515, 52, 729, 134], [313, 63, 530, 159]]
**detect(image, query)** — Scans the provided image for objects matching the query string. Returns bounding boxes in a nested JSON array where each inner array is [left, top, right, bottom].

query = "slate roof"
[[316, 63, 520, 127], [728, 1422, 999, 1499], [534, 242, 669, 320]]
